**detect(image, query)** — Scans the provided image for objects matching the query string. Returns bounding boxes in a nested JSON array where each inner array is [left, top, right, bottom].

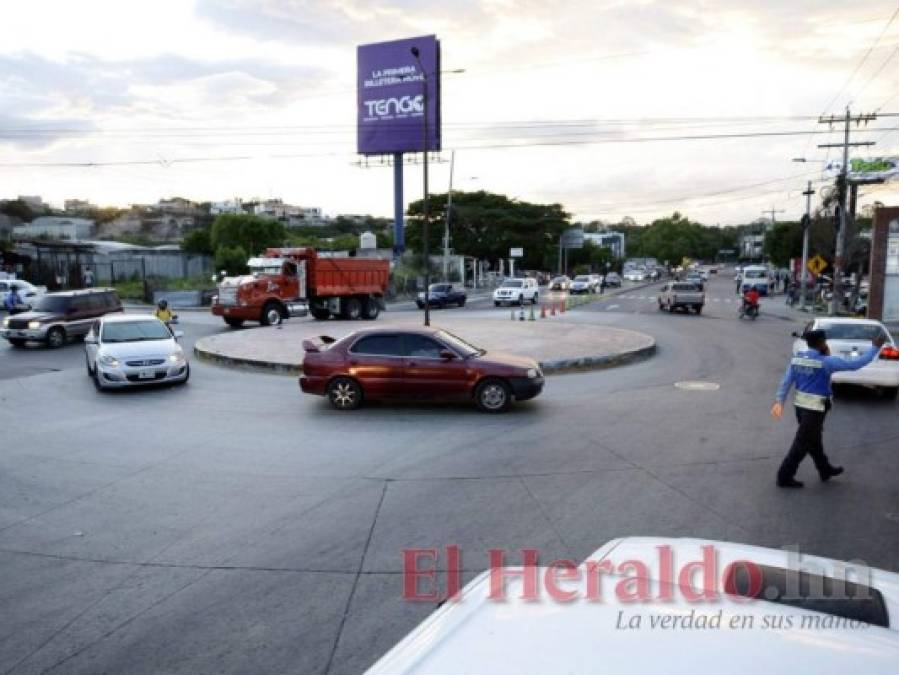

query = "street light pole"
[[412, 46, 430, 327], [443, 149, 454, 282]]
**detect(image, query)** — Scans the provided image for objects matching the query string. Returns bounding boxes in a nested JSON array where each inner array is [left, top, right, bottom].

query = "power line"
[[820, 4, 899, 114]]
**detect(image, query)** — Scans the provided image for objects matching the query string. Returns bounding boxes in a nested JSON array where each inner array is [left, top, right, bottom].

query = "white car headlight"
[[526, 368, 539, 379], [169, 350, 185, 363], [100, 354, 120, 367], [28, 320, 41, 329], [2, 317, 9, 328]]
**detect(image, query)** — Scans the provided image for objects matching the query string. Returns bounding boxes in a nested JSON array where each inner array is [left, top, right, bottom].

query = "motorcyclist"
[[4, 285, 24, 313], [742, 286, 760, 314], [154, 299, 174, 325]]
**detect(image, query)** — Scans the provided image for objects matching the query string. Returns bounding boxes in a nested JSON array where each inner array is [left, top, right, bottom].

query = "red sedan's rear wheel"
[[475, 378, 512, 413], [327, 377, 362, 410]]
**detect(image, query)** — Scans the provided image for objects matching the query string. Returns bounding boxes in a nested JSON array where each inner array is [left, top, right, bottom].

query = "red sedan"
[[300, 328, 544, 412]]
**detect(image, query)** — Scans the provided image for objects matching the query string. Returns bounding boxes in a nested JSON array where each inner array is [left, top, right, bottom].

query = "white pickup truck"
[[658, 281, 705, 314]]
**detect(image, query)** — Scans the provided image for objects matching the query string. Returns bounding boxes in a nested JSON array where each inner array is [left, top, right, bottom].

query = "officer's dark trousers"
[[777, 402, 833, 482]]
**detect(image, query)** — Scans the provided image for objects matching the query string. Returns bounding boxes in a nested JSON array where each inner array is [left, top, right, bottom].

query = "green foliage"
[[763, 222, 803, 267], [182, 226, 213, 255], [214, 245, 249, 275], [405, 191, 569, 270], [210, 214, 285, 257], [0, 199, 35, 222]]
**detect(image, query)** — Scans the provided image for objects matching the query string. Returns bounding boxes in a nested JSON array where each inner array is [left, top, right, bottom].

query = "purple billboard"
[[357, 35, 441, 155]]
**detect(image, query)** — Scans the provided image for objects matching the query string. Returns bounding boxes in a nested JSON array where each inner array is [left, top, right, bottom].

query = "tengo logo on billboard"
[[363, 95, 424, 119]]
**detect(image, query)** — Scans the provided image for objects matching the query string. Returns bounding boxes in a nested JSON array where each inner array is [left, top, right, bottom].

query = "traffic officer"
[[771, 328, 885, 487]]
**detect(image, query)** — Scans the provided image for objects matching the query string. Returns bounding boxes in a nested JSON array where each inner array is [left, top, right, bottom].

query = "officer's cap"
[[803, 329, 827, 345]]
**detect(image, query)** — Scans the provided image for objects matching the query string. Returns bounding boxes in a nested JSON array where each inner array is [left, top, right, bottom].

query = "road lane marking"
[[607, 304, 619, 310]]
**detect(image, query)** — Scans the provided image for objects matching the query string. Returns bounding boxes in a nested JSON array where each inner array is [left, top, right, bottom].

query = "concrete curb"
[[193, 335, 657, 377]]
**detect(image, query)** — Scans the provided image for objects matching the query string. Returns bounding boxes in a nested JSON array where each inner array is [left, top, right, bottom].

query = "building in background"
[[740, 233, 765, 260], [13, 216, 95, 240], [210, 198, 244, 215], [64, 199, 96, 214], [253, 199, 328, 227]]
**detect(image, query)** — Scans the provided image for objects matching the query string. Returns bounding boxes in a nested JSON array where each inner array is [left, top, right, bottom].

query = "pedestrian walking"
[[599, 275, 607, 294], [83, 267, 94, 288], [771, 328, 886, 487]]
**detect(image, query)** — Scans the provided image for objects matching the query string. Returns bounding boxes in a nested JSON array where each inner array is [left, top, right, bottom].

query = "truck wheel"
[[261, 302, 283, 326], [310, 306, 330, 320], [224, 318, 244, 328], [694, 305, 703, 314], [327, 377, 362, 410], [881, 386, 898, 400], [362, 298, 380, 320], [341, 297, 362, 320], [46, 327, 66, 348]]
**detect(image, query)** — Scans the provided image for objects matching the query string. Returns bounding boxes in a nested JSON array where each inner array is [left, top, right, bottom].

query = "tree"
[[214, 245, 248, 275], [182, 226, 213, 255], [0, 199, 34, 222], [405, 191, 570, 271], [763, 221, 803, 267], [210, 214, 285, 257]]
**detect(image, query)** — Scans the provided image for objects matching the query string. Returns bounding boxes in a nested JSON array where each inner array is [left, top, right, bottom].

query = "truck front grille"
[[218, 288, 237, 306]]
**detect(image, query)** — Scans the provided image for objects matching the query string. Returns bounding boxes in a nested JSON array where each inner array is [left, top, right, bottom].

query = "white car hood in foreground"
[[367, 537, 899, 674]]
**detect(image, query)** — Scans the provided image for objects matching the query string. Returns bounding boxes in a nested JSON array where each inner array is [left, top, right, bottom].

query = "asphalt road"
[[2, 272, 898, 674]]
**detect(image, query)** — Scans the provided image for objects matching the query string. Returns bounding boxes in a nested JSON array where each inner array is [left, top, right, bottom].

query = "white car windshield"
[[574, 276, 589, 282], [102, 320, 172, 343], [744, 270, 766, 279], [817, 323, 888, 341], [501, 280, 523, 288]]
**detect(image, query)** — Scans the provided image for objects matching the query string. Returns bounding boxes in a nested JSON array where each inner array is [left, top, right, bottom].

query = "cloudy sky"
[[1, 0, 898, 225]]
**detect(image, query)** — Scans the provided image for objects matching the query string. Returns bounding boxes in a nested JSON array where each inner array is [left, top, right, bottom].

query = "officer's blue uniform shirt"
[[776, 345, 881, 409]]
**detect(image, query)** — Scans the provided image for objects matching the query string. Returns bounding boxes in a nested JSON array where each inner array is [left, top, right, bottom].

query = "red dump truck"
[[211, 248, 390, 327]]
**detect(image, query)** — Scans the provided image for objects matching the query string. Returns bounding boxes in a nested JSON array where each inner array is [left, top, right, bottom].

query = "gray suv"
[[2, 289, 123, 348]]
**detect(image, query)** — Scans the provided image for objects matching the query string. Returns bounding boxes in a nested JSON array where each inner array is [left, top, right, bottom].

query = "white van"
[[740, 265, 770, 295]]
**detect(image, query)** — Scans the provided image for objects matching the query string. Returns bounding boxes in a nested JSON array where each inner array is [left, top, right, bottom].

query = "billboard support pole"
[[800, 181, 814, 311], [412, 46, 430, 327], [393, 153, 404, 256]]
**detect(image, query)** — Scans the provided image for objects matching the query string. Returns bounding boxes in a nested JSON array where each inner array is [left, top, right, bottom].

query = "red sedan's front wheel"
[[475, 378, 512, 413], [327, 377, 363, 410]]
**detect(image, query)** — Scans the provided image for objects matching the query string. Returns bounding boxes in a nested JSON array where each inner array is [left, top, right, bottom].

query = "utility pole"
[[761, 207, 785, 228], [817, 107, 876, 315], [799, 181, 814, 311], [442, 150, 454, 281]]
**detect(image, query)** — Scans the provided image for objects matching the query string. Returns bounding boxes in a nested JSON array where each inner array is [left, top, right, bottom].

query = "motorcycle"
[[739, 301, 759, 320]]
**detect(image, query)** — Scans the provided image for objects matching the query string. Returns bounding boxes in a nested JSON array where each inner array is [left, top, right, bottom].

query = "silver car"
[[85, 314, 189, 390]]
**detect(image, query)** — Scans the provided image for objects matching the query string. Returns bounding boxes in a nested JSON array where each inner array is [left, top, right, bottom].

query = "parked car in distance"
[[569, 275, 596, 294], [604, 272, 622, 287], [0, 280, 47, 311], [548, 276, 570, 291], [417, 283, 467, 309], [300, 328, 544, 412], [494, 278, 540, 306], [85, 314, 189, 390], [791, 318, 898, 398], [366, 536, 899, 674], [658, 281, 705, 314], [683, 272, 705, 291], [2, 289, 123, 348]]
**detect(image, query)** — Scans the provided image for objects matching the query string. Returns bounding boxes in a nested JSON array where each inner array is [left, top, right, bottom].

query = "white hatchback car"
[[0, 279, 46, 308], [493, 278, 539, 306], [85, 314, 189, 390], [792, 318, 898, 398]]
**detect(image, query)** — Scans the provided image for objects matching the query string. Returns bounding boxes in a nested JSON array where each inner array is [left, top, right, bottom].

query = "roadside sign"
[[807, 255, 827, 276], [561, 228, 584, 249], [510, 247, 523, 258]]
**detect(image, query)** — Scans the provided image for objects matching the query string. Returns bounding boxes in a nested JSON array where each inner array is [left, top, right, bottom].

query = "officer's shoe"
[[777, 478, 805, 488], [821, 466, 844, 482]]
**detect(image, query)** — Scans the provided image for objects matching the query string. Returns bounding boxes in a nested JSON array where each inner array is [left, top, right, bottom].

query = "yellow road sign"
[[807, 255, 827, 276]]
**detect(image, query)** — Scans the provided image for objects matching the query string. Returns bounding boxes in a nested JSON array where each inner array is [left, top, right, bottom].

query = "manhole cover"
[[675, 381, 720, 391]]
